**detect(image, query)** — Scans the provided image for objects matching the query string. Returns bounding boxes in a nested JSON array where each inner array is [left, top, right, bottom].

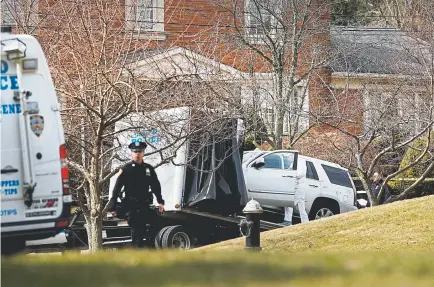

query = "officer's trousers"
[[127, 208, 153, 248]]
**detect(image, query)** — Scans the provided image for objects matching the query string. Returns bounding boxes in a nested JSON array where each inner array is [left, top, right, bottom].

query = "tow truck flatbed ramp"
[[179, 208, 284, 231]]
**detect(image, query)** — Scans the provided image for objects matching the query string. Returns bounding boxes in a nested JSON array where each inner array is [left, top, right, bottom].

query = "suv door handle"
[[282, 175, 294, 178], [309, 184, 318, 187]]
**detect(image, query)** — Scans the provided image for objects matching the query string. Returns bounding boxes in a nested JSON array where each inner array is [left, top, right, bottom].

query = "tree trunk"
[[83, 181, 103, 251], [85, 211, 103, 251], [356, 169, 378, 206], [274, 107, 284, 149]]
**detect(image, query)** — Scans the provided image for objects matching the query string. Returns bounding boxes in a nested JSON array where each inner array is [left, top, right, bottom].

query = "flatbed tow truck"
[[26, 108, 285, 252]]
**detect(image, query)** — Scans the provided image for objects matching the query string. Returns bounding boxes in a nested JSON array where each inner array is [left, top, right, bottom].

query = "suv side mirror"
[[252, 158, 265, 169]]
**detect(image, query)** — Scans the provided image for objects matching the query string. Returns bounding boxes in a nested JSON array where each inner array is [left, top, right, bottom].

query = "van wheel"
[[154, 226, 171, 249], [309, 199, 340, 220], [161, 225, 191, 250]]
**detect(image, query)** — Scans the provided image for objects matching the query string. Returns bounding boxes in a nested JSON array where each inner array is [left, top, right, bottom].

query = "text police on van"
[[1, 60, 19, 90], [1, 60, 22, 115]]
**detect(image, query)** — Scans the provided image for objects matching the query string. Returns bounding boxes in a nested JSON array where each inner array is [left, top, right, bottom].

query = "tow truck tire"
[[154, 226, 171, 249], [161, 225, 191, 250]]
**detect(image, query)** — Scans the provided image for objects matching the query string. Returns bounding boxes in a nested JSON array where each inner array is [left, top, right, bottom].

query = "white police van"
[[1, 29, 71, 255]]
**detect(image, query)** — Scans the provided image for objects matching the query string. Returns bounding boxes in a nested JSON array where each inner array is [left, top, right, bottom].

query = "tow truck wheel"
[[161, 225, 191, 250], [154, 226, 171, 249]]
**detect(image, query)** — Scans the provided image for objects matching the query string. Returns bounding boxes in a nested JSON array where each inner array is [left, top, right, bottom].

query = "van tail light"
[[59, 144, 70, 196], [55, 219, 69, 229]]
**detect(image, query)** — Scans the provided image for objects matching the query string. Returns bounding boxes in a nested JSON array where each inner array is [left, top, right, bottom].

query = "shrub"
[[389, 132, 434, 194]]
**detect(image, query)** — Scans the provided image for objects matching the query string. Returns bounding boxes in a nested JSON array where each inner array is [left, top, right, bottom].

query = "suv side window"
[[263, 154, 282, 169], [321, 164, 353, 188], [282, 153, 295, 170], [306, 161, 319, 180]]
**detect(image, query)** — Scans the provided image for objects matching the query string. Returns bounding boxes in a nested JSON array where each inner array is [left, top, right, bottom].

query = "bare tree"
[[373, 0, 429, 34], [43, 0, 168, 251], [4, 0, 253, 250], [53, 1, 250, 251], [311, 24, 434, 206], [208, 0, 332, 149]]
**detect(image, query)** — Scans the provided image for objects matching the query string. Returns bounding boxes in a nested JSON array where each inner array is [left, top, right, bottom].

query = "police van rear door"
[[1, 34, 65, 228]]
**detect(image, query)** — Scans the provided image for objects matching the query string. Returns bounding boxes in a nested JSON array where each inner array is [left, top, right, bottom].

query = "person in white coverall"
[[282, 175, 309, 226]]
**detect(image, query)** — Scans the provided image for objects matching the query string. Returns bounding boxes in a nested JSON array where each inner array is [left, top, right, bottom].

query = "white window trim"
[[125, 0, 166, 40]]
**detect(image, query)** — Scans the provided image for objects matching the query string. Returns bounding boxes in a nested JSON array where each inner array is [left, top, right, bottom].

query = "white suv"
[[242, 150, 358, 221]]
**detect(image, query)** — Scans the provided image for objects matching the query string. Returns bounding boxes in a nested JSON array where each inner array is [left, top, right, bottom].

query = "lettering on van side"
[[0, 209, 18, 216], [132, 130, 161, 145], [0, 180, 20, 196], [1, 180, 20, 187], [0, 104, 22, 115], [1, 188, 18, 196], [1, 60, 19, 91]]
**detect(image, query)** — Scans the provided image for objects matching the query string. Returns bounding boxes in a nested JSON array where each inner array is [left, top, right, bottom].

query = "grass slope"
[[2, 251, 434, 287], [2, 196, 434, 287], [198, 195, 434, 252]]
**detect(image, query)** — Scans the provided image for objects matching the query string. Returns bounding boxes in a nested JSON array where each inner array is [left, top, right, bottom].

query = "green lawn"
[[2, 250, 434, 287], [2, 195, 434, 287], [199, 195, 434, 252]]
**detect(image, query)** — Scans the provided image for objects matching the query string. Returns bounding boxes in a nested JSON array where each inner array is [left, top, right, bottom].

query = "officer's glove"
[[158, 203, 165, 214], [102, 199, 115, 215]]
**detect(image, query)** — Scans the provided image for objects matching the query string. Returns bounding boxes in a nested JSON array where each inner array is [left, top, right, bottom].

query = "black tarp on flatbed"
[[182, 118, 248, 216]]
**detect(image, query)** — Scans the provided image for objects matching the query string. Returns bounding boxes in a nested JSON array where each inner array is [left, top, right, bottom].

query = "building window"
[[363, 89, 433, 137], [244, 0, 280, 40], [251, 83, 308, 136], [364, 91, 405, 136], [1, 0, 16, 26], [1, 0, 39, 28], [136, 0, 154, 30], [283, 85, 309, 135], [125, 0, 165, 39]]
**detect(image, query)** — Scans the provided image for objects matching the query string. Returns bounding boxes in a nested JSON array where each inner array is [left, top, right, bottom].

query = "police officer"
[[103, 141, 165, 248], [370, 172, 392, 205]]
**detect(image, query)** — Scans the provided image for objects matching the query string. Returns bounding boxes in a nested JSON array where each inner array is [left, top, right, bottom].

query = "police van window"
[[282, 153, 295, 170], [263, 154, 282, 169], [306, 161, 319, 180], [321, 164, 353, 188]]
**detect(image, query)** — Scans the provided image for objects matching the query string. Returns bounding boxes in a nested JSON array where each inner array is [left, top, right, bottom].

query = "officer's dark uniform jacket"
[[106, 161, 164, 213], [371, 180, 392, 205]]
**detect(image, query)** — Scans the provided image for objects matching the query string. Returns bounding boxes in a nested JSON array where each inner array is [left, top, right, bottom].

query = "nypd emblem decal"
[[30, 115, 44, 137]]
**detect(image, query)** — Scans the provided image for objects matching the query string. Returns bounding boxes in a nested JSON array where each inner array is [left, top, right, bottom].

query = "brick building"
[[2, 0, 428, 152]]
